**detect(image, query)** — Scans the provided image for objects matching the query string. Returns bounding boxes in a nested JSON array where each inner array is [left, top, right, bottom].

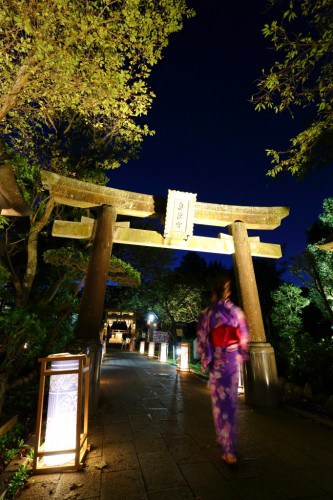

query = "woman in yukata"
[[197, 276, 249, 466]]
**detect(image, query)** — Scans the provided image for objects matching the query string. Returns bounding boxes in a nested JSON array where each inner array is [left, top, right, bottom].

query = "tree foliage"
[[292, 245, 333, 324], [271, 282, 333, 391], [0, 0, 194, 173], [252, 0, 333, 177], [119, 273, 204, 337], [0, 309, 46, 375], [272, 283, 310, 340], [291, 197, 333, 324], [44, 247, 140, 287], [319, 197, 333, 227], [271, 283, 311, 380]]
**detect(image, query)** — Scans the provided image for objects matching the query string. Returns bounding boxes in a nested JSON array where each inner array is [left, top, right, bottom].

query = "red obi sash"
[[210, 325, 240, 347]]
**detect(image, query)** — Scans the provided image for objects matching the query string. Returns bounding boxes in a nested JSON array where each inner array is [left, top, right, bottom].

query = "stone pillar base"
[[244, 342, 280, 408], [67, 339, 103, 413]]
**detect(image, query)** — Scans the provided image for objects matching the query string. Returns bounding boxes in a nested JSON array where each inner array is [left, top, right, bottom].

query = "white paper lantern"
[[178, 342, 190, 371], [159, 342, 168, 363], [147, 341, 155, 358], [33, 353, 89, 473], [43, 358, 79, 466]]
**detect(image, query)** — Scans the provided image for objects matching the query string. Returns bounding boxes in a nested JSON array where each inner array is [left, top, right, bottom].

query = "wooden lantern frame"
[[33, 353, 90, 473]]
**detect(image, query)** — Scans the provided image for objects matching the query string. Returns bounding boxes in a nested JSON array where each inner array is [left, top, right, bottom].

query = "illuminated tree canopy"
[[291, 198, 333, 324], [0, 0, 194, 172], [252, 0, 333, 177]]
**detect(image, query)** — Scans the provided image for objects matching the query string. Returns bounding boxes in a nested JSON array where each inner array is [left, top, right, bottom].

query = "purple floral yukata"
[[197, 299, 249, 456]]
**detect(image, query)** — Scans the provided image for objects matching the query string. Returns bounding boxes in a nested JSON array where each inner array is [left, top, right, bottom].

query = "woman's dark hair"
[[211, 275, 231, 301]]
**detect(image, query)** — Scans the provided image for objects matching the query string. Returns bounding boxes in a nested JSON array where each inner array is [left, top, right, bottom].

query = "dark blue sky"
[[108, 0, 332, 280]]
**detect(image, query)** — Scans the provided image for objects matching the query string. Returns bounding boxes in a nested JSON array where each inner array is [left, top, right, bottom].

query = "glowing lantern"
[[177, 342, 190, 372], [33, 353, 89, 473], [159, 342, 168, 363], [238, 363, 244, 394], [147, 342, 155, 358], [139, 340, 145, 354]]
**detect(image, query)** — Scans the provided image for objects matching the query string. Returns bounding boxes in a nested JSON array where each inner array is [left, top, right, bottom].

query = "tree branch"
[[0, 57, 35, 121], [17, 197, 55, 307]]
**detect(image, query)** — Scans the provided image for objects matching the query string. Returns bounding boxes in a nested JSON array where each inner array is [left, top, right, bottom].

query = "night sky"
[[108, 0, 332, 281]]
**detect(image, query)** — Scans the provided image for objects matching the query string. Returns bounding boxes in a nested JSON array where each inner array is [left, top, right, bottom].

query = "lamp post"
[[33, 353, 89, 473], [147, 312, 157, 343]]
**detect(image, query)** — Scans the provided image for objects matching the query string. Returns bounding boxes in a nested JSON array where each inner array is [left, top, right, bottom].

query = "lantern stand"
[[33, 353, 90, 474], [177, 342, 191, 372], [238, 363, 245, 394], [139, 340, 145, 354], [147, 341, 155, 358], [158, 342, 168, 363]]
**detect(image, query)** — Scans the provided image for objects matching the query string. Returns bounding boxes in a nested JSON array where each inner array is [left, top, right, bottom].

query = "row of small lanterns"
[[140, 339, 191, 372]]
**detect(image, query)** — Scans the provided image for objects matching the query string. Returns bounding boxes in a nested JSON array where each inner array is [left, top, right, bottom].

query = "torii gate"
[[41, 170, 289, 408]]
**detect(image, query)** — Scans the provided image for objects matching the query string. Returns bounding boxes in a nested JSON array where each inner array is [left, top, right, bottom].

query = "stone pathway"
[[21, 349, 333, 499]]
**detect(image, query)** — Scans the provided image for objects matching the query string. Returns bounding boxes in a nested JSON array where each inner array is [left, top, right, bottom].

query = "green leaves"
[[320, 197, 333, 227], [291, 197, 333, 323], [0, 0, 194, 174], [0, 308, 47, 374], [43, 247, 140, 287], [252, 0, 333, 177]]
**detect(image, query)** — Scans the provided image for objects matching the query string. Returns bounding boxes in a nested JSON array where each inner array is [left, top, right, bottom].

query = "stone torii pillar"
[[229, 221, 279, 407], [72, 204, 117, 411], [75, 205, 117, 339]]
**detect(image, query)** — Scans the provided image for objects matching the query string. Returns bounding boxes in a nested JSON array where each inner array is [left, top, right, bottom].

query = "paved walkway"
[[22, 349, 333, 499]]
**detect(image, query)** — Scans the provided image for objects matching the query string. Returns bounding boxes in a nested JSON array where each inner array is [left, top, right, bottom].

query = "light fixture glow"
[[159, 342, 168, 363], [43, 358, 79, 466], [238, 363, 244, 394], [178, 342, 190, 371], [33, 353, 89, 473], [147, 341, 155, 358]]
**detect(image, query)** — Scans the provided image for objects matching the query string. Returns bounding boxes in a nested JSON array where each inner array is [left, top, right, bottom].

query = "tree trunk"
[[0, 372, 8, 417], [38, 274, 67, 307], [15, 198, 55, 308], [75, 205, 116, 340]]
